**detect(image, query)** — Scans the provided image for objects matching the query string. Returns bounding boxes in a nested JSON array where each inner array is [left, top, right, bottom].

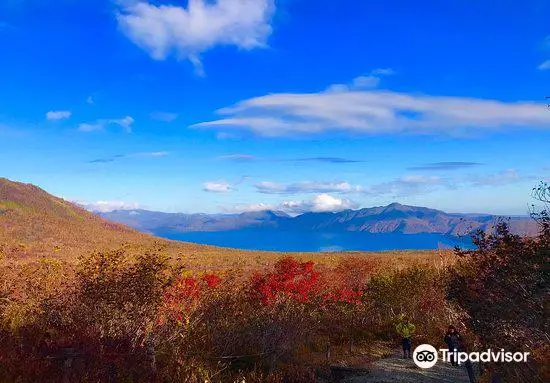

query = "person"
[[444, 325, 461, 366], [459, 336, 477, 383], [396, 317, 416, 359]]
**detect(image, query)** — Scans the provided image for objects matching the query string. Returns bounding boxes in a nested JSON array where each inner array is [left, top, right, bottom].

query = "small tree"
[[531, 182, 550, 234], [449, 185, 550, 382]]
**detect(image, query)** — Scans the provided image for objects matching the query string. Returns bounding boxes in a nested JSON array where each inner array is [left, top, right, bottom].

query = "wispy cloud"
[[407, 162, 484, 171], [367, 175, 447, 197], [291, 157, 363, 164], [351, 75, 380, 89], [78, 116, 135, 133], [227, 169, 536, 214], [538, 36, 550, 70], [469, 169, 535, 187], [252, 168, 533, 199], [116, 0, 275, 73], [87, 95, 94, 105], [327, 68, 395, 92], [224, 202, 274, 213], [88, 151, 169, 163], [46, 110, 71, 121], [203, 181, 235, 193], [193, 77, 550, 137], [89, 158, 117, 164], [150, 112, 179, 122], [218, 154, 256, 161], [144, 151, 169, 157], [366, 170, 533, 196], [217, 154, 362, 164], [255, 181, 364, 194]]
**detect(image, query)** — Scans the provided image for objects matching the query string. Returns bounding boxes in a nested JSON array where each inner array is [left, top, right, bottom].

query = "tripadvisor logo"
[[413, 344, 438, 369], [413, 344, 530, 369]]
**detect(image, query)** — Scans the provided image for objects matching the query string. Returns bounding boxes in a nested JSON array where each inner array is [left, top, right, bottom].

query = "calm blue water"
[[154, 229, 474, 252]]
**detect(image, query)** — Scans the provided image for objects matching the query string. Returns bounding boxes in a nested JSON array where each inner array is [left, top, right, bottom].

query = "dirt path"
[[341, 349, 475, 383]]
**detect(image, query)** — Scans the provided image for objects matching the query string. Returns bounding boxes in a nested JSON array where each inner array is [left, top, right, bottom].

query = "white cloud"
[[78, 116, 135, 133], [87, 95, 94, 105], [46, 110, 71, 121], [224, 202, 275, 213], [367, 175, 447, 197], [326, 68, 394, 93], [138, 151, 169, 157], [297, 193, 359, 213], [223, 169, 535, 215], [255, 181, 364, 194], [352, 75, 380, 89], [150, 112, 178, 122], [226, 193, 359, 215], [116, 0, 275, 71], [203, 181, 235, 193], [77, 200, 140, 213], [364, 170, 534, 197], [110, 116, 135, 132], [89, 151, 169, 163], [538, 60, 550, 70], [193, 83, 550, 137]]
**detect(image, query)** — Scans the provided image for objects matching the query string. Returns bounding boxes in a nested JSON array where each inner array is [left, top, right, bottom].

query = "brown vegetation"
[[1, 178, 547, 382], [0, 249, 461, 382]]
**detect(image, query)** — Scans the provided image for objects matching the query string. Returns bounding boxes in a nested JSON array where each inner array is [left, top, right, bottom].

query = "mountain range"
[[100, 203, 538, 237], [0, 177, 539, 258]]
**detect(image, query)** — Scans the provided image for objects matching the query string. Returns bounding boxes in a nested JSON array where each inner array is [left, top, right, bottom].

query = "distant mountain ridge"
[[100, 203, 538, 236]]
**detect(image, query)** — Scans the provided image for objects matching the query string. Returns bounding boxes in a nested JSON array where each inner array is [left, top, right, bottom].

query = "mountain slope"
[[100, 202, 538, 236], [0, 178, 221, 261]]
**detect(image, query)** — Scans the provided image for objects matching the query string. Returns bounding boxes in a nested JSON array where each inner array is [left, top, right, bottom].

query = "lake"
[[153, 229, 474, 252]]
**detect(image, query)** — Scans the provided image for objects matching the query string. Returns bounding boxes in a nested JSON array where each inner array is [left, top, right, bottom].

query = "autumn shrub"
[[0, 257, 74, 382], [153, 257, 373, 380], [449, 221, 550, 382], [365, 264, 463, 346], [0, 248, 177, 382], [0, 250, 464, 382]]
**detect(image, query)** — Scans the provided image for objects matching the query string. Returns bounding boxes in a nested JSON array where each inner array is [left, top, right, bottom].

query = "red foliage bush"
[[250, 258, 319, 304], [159, 273, 222, 324]]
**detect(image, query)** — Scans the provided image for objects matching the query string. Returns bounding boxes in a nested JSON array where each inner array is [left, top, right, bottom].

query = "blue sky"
[[1, 0, 549, 215]]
